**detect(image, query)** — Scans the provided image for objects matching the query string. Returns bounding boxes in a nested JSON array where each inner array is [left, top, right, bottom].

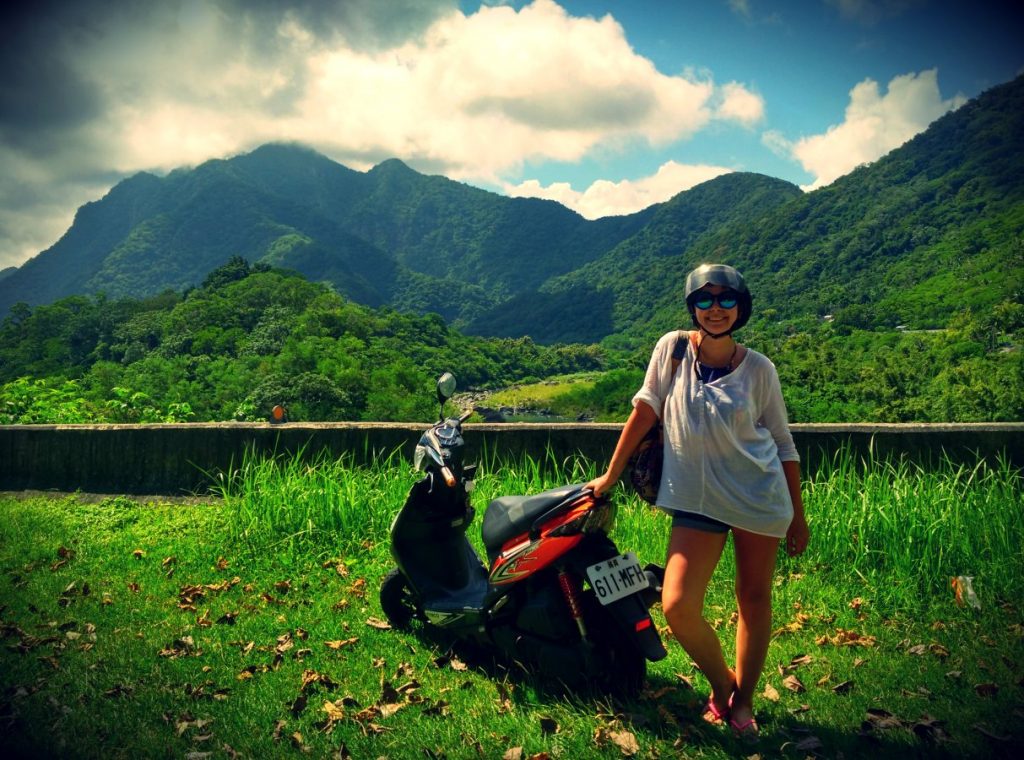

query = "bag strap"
[[670, 330, 688, 372], [657, 331, 687, 420]]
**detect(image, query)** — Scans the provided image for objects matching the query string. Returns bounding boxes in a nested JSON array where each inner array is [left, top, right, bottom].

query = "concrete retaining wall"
[[1, 422, 1022, 495]]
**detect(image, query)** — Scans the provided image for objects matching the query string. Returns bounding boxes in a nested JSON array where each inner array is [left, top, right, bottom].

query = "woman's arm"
[[783, 459, 809, 556], [585, 400, 658, 497]]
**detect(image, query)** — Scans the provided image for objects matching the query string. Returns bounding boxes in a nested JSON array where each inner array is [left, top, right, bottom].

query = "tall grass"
[[212, 444, 415, 559], [213, 443, 1022, 609], [802, 449, 1023, 601]]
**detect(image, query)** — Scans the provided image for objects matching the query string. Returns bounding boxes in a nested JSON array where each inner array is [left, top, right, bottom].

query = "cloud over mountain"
[[764, 70, 966, 190]]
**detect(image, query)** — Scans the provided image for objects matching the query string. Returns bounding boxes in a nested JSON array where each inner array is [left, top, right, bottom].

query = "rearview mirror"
[[437, 372, 457, 402]]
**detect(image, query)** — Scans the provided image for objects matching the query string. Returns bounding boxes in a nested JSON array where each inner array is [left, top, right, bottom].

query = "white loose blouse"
[[632, 330, 799, 538]]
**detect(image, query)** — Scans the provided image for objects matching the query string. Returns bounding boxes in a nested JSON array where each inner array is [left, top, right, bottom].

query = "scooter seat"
[[482, 483, 585, 554]]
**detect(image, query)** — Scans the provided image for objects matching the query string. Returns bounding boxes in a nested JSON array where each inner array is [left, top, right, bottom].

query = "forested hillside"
[[0, 145, 652, 326], [0, 259, 606, 424], [2, 77, 1021, 350], [0, 77, 1021, 424], [525, 74, 1024, 348], [1, 258, 1020, 424]]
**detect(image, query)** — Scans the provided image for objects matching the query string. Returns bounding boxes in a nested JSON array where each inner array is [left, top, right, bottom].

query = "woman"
[[586, 263, 809, 738]]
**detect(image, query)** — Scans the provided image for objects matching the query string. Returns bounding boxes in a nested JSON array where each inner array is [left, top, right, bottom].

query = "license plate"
[[586, 552, 649, 606]]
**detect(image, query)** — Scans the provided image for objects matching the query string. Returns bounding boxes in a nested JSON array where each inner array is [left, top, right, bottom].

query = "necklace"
[[695, 341, 738, 385], [696, 341, 737, 370]]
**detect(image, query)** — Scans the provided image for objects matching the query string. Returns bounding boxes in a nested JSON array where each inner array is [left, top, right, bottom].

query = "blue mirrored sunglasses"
[[692, 290, 739, 310]]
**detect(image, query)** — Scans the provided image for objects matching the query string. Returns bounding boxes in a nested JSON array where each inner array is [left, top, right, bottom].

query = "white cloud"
[[715, 82, 764, 125], [504, 160, 733, 219], [0, 0, 761, 268], [290, 0, 729, 181], [782, 70, 965, 190]]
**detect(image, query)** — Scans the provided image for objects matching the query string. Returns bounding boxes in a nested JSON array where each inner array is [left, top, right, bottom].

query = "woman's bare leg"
[[661, 527, 733, 715], [730, 528, 780, 728]]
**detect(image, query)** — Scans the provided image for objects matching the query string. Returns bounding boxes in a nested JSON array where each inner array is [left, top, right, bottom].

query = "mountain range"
[[2, 75, 1021, 346]]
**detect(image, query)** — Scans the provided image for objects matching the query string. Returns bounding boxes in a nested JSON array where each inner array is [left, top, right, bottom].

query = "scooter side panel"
[[489, 533, 584, 585]]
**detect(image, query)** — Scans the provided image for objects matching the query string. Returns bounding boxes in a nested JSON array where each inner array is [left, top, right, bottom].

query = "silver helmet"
[[684, 263, 753, 334]]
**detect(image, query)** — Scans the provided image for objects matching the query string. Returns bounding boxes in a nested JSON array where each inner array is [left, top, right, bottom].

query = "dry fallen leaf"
[[348, 579, 367, 598], [864, 708, 904, 731], [608, 729, 639, 756], [782, 675, 805, 693], [378, 702, 404, 719], [817, 628, 877, 647], [319, 699, 346, 734], [271, 719, 286, 742], [674, 673, 695, 690], [763, 683, 780, 702], [365, 618, 391, 630], [325, 638, 359, 650], [300, 670, 339, 693], [912, 714, 950, 744]]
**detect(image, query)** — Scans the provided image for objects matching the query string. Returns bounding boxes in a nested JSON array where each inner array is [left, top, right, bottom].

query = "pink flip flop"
[[727, 693, 759, 739], [702, 696, 730, 725], [729, 712, 759, 739]]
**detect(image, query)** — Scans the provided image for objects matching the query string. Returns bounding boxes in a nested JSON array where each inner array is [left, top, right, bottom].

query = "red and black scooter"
[[380, 373, 666, 695]]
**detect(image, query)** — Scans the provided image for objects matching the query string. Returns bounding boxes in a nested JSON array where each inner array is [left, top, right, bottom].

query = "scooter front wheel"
[[380, 568, 424, 629]]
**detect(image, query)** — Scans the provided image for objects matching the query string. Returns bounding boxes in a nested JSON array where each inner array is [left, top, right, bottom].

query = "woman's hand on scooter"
[[586, 471, 619, 498]]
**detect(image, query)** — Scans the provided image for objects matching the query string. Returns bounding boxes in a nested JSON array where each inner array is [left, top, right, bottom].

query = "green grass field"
[[1, 450, 1022, 758]]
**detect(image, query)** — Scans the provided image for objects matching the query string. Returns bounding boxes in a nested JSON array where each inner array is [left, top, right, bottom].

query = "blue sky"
[[0, 0, 1020, 270]]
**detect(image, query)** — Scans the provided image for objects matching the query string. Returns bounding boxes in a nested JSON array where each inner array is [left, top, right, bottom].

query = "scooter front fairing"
[[389, 475, 492, 628]]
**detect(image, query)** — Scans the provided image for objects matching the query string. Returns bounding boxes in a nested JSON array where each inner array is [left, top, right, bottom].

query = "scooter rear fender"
[[602, 591, 667, 661], [567, 538, 667, 662]]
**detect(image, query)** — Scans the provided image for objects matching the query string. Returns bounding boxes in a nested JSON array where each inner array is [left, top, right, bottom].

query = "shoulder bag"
[[628, 331, 689, 504]]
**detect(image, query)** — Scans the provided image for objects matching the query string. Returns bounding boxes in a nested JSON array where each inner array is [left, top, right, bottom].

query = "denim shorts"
[[670, 510, 730, 534]]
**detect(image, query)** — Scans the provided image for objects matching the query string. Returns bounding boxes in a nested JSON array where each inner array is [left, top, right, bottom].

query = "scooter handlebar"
[[440, 465, 457, 487]]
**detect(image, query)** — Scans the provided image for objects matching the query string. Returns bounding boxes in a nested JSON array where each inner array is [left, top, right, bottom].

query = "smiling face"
[[692, 283, 739, 335]]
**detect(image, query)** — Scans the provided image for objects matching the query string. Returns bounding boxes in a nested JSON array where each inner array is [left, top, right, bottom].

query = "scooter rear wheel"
[[380, 568, 424, 629]]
